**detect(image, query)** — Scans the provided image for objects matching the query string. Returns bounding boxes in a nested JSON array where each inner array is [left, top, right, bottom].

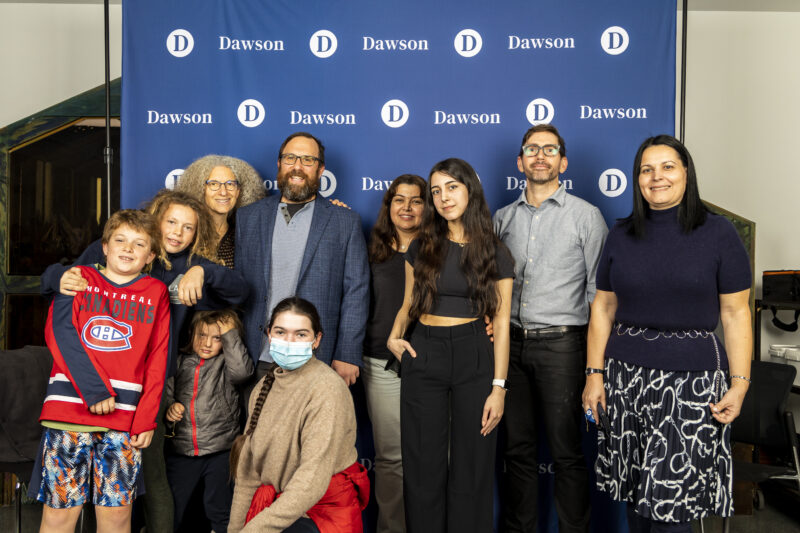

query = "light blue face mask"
[[269, 337, 314, 370]]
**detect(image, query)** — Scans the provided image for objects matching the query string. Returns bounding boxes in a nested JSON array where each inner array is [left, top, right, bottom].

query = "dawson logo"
[[238, 99, 265, 127], [363, 37, 429, 51], [454, 29, 482, 57], [506, 176, 573, 191], [82, 316, 132, 351], [599, 169, 627, 197], [147, 111, 212, 125], [508, 35, 575, 50], [290, 110, 356, 125], [219, 36, 284, 51], [381, 99, 409, 128], [601, 26, 629, 55], [319, 170, 337, 198], [580, 105, 647, 120], [434, 110, 500, 125], [310, 30, 338, 58], [362, 177, 394, 191], [165, 168, 184, 189], [166, 29, 194, 58], [525, 98, 554, 125]]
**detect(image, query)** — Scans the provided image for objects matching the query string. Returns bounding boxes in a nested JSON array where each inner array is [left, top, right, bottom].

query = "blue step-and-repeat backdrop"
[[122, 1, 675, 531]]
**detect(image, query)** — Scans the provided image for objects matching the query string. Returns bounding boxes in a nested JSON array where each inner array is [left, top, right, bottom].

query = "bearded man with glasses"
[[493, 124, 608, 533], [235, 132, 369, 387]]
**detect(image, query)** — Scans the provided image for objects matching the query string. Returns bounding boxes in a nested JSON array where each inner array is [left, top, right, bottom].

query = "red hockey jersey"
[[40, 266, 170, 436]]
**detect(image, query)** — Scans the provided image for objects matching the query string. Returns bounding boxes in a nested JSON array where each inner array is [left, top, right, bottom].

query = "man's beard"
[[525, 164, 559, 185], [278, 169, 319, 202]]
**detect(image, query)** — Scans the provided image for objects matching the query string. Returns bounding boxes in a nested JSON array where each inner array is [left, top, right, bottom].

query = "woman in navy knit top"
[[582, 135, 752, 532]]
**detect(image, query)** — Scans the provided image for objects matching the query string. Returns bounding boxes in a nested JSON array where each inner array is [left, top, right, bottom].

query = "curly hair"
[[175, 155, 266, 215], [368, 174, 427, 264], [144, 189, 218, 266], [409, 158, 505, 321]]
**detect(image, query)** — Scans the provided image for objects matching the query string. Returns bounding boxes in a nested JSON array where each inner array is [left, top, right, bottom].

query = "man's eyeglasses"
[[280, 153, 320, 167], [522, 144, 561, 157], [205, 179, 239, 191]]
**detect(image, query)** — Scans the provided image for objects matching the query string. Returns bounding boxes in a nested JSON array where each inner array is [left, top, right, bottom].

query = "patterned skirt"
[[595, 358, 732, 522]]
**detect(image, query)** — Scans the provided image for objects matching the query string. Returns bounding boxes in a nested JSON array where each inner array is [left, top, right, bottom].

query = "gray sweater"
[[164, 330, 253, 456]]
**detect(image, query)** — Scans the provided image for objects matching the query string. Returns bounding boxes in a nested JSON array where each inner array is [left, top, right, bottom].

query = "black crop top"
[[405, 239, 515, 318]]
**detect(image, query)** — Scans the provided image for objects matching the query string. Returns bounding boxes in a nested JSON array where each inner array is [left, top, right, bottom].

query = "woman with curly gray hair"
[[176, 155, 266, 268]]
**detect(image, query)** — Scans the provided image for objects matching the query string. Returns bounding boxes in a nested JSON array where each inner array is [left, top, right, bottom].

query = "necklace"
[[450, 239, 467, 248]]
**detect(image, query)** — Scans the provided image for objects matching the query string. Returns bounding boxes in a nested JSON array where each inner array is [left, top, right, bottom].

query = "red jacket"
[[246, 462, 369, 533], [40, 266, 170, 435]]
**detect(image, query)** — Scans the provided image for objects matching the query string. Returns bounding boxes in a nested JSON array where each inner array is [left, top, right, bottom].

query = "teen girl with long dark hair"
[[387, 158, 514, 532]]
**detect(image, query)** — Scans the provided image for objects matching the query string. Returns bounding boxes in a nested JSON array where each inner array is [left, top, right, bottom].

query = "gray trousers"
[[362, 356, 406, 533]]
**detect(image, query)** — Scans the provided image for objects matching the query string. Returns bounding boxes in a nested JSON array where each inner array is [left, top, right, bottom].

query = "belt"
[[511, 324, 586, 340]]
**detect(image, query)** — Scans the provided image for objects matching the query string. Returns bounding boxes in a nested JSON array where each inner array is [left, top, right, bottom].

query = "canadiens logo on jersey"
[[81, 316, 133, 351]]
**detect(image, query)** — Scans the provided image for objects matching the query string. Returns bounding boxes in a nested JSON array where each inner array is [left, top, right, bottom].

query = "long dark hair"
[[368, 174, 427, 264], [409, 158, 503, 320], [229, 297, 322, 480], [623, 135, 707, 238]]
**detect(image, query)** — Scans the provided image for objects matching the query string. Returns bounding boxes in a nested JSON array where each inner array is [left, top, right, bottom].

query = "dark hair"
[[409, 158, 505, 320], [229, 297, 322, 480], [368, 174, 427, 264], [183, 309, 243, 354], [278, 132, 326, 166], [518, 123, 566, 157], [622, 134, 707, 238]]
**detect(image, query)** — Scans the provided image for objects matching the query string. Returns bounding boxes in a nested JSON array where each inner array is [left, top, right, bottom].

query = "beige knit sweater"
[[228, 357, 358, 533]]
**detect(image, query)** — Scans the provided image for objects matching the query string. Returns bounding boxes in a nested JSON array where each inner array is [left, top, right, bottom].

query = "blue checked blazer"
[[235, 195, 369, 367]]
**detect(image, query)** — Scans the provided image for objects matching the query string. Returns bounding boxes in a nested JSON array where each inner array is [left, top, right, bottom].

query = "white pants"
[[362, 356, 406, 533]]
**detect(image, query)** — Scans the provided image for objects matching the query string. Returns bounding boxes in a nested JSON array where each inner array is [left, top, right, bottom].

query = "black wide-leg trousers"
[[401, 320, 496, 533]]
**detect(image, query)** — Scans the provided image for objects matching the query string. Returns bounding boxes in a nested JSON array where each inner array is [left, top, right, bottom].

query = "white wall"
[[0, 2, 121, 128], [682, 10, 800, 355], [681, 8, 800, 415]]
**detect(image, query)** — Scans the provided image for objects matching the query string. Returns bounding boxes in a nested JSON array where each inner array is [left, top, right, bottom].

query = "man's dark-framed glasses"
[[522, 144, 560, 157], [205, 179, 239, 191], [280, 153, 320, 166]]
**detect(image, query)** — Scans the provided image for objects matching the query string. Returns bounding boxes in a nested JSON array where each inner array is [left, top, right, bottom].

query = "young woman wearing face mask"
[[228, 297, 369, 533]]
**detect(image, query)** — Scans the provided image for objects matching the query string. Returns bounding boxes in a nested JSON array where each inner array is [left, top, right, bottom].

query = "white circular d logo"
[[237, 99, 265, 128], [319, 170, 337, 198], [166, 29, 194, 58], [525, 98, 554, 126], [310, 30, 338, 58], [165, 169, 184, 189], [601, 26, 629, 55], [381, 99, 409, 128], [454, 29, 482, 58], [598, 169, 627, 197]]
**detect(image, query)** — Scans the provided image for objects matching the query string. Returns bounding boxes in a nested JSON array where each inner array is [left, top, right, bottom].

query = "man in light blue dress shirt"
[[494, 124, 608, 533]]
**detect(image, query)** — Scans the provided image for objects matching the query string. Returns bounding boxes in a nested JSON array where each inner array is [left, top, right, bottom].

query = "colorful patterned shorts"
[[35, 428, 141, 508]]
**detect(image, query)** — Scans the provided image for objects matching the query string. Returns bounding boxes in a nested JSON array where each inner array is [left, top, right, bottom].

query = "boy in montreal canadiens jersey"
[[30, 210, 171, 533]]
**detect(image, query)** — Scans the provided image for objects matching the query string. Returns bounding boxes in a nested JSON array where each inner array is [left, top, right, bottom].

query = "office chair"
[[721, 360, 800, 533]]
